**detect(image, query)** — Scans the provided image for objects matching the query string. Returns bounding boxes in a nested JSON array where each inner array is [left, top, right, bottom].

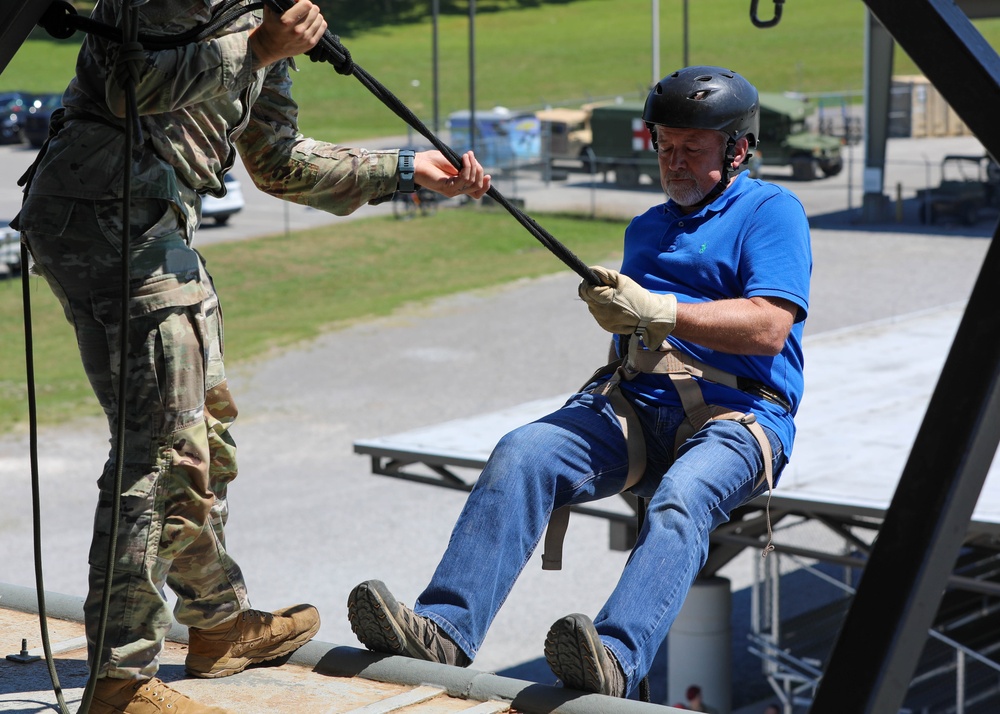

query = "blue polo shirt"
[[616, 172, 812, 457]]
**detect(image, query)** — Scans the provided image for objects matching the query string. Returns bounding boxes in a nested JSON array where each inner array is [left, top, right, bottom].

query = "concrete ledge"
[[1, 582, 679, 713]]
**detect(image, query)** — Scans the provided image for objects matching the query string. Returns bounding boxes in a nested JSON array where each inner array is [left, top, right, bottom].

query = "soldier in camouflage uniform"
[[14, 0, 490, 711]]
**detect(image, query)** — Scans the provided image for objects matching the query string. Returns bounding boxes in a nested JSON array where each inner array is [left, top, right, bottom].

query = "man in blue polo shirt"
[[348, 66, 811, 700]]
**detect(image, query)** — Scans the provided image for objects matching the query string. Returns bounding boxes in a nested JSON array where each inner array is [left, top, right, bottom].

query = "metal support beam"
[[812, 226, 1000, 714], [0, 0, 52, 76], [864, 0, 1000, 161], [858, 0, 1000, 223], [860, 11, 894, 222], [811, 7, 1000, 711]]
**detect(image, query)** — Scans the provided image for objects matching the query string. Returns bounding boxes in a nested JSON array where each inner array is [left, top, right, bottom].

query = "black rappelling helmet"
[[643, 66, 760, 174]]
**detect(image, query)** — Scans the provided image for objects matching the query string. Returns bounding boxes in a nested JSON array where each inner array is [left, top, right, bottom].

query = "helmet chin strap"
[[681, 138, 738, 210], [717, 137, 739, 191]]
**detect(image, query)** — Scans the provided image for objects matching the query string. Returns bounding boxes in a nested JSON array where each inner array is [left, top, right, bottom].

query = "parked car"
[[22, 92, 62, 148], [0, 91, 30, 144], [201, 173, 245, 225]]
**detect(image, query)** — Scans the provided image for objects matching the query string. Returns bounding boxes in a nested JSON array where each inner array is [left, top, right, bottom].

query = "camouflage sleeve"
[[103, 16, 258, 118], [235, 62, 398, 216]]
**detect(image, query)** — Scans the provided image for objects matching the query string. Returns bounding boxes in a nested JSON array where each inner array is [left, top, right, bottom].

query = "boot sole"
[[186, 605, 321, 679], [347, 580, 408, 657], [543, 613, 609, 695]]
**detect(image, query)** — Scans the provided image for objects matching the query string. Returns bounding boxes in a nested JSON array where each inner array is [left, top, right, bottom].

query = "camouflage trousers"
[[20, 196, 250, 678]]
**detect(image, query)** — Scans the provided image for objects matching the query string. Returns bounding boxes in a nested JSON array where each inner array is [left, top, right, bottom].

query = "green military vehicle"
[[587, 101, 660, 188], [588, 94, 843, 188], [756, 92, 843, 181]]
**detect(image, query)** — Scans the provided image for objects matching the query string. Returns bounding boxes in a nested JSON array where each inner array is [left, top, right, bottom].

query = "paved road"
[[1, 133, 992, 241], [0, 133, 996, 693]]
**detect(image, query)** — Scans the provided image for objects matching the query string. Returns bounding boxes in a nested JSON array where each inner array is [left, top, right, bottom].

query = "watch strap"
[[397, 149, 416, 193]]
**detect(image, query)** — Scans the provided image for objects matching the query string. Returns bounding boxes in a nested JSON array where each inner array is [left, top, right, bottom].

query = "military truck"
[[757, 92, 843, 180], [535, 106, 594, 173], [587, 94, 844, 188], [588, 101, 659, 188]]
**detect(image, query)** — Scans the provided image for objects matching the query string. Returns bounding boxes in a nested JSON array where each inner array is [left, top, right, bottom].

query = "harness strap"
[[630, 341, 777, 557], [541, 363, 647, 570], [539, 341, 780, 570]]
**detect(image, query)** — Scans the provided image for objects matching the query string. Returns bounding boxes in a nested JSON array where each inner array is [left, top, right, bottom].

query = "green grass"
[[0, 209, 627, 430], [2, 0, 998, 429], [4, 0, 999, 141]]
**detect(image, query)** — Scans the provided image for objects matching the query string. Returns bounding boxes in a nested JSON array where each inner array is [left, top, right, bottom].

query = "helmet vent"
[[690, 90, 713, 101]]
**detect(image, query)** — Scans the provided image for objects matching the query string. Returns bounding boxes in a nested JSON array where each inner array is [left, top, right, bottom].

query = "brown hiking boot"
[[347, 580, 471, 667], [544, 613, 626, 697], [185, 604, 320, 678], [91, 677, 233, 713]]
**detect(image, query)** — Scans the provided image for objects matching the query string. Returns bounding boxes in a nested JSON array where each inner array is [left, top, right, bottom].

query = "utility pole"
[[683, 0, 689, 67], [651, 0, 659, 84], [432, 0, 439, 134], [469, 0, 476, 156]]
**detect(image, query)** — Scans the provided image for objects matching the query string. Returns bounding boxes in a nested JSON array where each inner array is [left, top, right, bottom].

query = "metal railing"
[[750, 549, 1000, 713]]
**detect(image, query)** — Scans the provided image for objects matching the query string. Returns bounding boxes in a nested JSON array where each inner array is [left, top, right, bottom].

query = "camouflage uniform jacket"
[[24, 0, 398, 239]]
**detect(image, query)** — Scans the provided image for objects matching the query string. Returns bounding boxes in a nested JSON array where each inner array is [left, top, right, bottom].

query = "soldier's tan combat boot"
[[91, 677, 233, 713], [185, 604, 320, 678]]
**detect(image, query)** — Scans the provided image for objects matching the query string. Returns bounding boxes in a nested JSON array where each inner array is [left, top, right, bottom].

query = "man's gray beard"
[[665, 180, 708, 207]]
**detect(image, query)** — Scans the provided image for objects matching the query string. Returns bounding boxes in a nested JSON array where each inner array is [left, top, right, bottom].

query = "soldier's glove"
[[578, 266, 677, 349]]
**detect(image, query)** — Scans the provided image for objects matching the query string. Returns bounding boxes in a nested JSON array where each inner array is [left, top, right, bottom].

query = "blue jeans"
[[414, 386, 785, 696]]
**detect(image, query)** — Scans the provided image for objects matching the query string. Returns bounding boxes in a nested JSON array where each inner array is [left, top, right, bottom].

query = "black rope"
[[27, 3, 143, 712], [263, 0, 601, 286], [38, 0, 251, 48], [77, 4, 142, 711], [635, 496, 651, 703], [21, 244, 71, 714]]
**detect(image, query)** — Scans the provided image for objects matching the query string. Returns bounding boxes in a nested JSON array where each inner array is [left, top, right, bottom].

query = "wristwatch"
[[397, 149, 416, 193]]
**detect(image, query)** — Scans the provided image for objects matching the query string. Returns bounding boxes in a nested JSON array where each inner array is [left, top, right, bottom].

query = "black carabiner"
[[750, 0, 784, 28]]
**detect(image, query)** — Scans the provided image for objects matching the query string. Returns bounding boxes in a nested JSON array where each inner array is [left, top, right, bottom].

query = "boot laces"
[[241, 609, 272, 624], [138, 678, 189, 708]]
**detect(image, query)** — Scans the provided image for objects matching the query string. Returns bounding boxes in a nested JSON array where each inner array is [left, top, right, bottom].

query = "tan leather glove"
[[578, 266, 677, 349]]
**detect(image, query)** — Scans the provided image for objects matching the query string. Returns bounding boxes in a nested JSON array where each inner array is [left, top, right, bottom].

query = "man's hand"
[[578, 266, 677, 349], [414, 150, 491, 199], [250, 0, 328, 69]]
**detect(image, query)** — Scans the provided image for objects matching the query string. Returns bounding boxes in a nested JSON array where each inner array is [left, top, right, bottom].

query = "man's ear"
[[732, 136, 751, 168]]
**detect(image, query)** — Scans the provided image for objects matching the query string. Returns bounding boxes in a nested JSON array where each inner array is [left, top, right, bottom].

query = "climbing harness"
[[542, 336, 782, 571]]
